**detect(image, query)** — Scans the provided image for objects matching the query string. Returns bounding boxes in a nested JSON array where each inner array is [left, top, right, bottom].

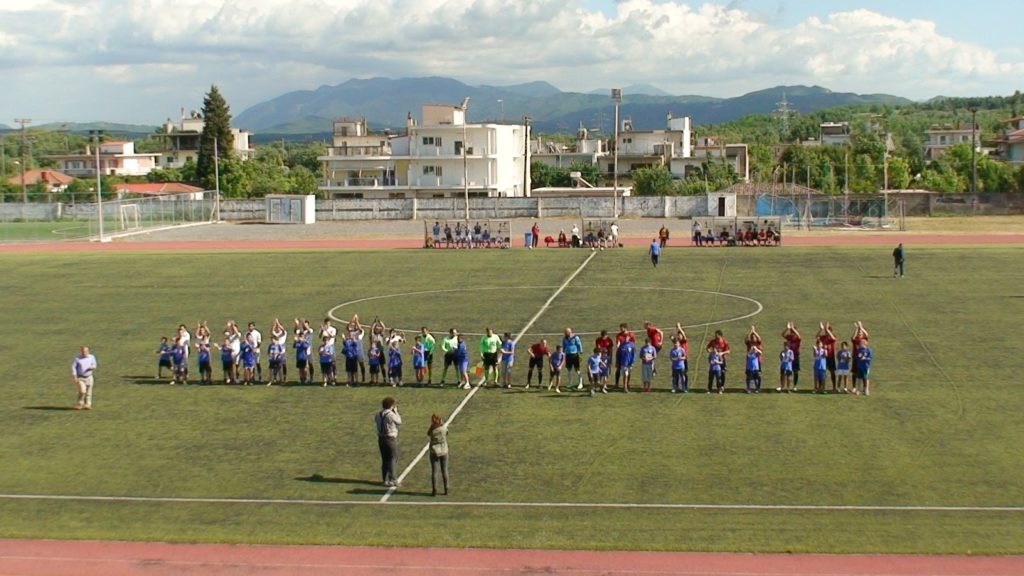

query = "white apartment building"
[[924, 123, 978, 161], [594, 114, 749, 183], [45, 141, 159, 177], [319, 104, 530, 199], [157, 110, 255, 169], [531, 123, 607, 170]]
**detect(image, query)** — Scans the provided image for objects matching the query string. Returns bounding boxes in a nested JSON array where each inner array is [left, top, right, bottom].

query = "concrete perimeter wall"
[[4, 192, 1023, 223]]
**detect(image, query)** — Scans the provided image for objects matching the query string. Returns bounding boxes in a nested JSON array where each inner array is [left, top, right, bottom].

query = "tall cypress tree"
[[195, 85, 234, 190]]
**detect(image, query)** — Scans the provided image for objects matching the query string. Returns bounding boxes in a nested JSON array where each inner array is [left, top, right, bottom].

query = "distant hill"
[[235, 77, 913, 135], [589, 83, 674, 97], [36, 121, 157, 137]]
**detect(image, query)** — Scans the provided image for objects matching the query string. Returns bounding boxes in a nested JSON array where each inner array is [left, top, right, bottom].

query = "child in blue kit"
[[368, 343, 383, 385], [318, 337, 336, 387], [499, 332, 516, 389], [745, 345, 762, 393], [587, 347, 607, 396], [388, 340, 403, 387], [777, 341, 794, 393], [837, 341, 853, 393], [707, 346, 725, 394], [812, 342, 828, 393], [197, 342, 212, 385], [156, 336, 172, 379], [267, 341, 285, 385], [669, 339, 688, 393], [412, 336, 427, 387]]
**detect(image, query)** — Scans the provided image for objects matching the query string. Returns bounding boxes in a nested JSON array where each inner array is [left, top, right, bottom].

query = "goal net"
[[118, 203, 141, 232]]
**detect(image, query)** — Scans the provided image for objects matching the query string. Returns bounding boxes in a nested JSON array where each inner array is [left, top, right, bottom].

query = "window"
[[422, 165, 443, 176], [422, 136, 442, 146]]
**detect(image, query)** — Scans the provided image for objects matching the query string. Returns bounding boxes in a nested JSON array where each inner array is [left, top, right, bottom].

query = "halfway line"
[[379, 250, 599, 502], [1, 493, 1021, 512]]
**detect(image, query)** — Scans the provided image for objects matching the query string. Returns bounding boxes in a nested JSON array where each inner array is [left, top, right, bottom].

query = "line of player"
[[156, 317, 874, 395]]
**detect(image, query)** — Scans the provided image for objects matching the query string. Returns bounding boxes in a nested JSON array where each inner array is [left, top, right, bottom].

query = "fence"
[[753, 192, 906, 230], [0, 191, 218, 243]]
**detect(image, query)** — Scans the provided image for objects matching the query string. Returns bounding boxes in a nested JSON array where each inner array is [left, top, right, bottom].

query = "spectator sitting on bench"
[[558, 230, 569, 247]]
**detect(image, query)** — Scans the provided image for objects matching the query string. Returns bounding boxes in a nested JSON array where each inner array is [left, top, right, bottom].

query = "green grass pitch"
[[0, 245, 1022, 553]]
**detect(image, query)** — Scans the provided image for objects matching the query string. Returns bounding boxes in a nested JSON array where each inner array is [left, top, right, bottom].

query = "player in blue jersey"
[[318, 337, 336, 387], [340, 333, 359, 387], [836, 341, 853, 393], [639, 339, 657, 393], [214, 337, 236, 385], [707, 345, 725, 394], [197, 342, 212, 385], [745, 344, 762, 393], [454, 335, 471, 389], [239, 339, 257, 385], [777, 341, 794, 393], [854, 341, 873, 396], [388, 339, 404, 387], [669, 339, 688, 393], [367, 343, 383, 386], [499, 332, 516, 389], [812, 342, 829, 394], [562, 328, 585, 391], [170, 337, 188, 385], [267, 340, 285, 385], [587, 347, 607, 396], [649, 237, 661, 267], [293, 334, 311, 385], [547, 345, 566, 393], [155, 337, 172, 379], [412, 336, 427, 387], [616, 338, 636, 393]]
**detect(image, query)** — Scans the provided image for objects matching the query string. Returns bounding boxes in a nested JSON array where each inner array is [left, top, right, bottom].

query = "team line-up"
[[156, 315, 876, 396]]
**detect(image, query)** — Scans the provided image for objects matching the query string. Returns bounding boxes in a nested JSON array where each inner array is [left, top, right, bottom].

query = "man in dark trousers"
[[375, 397, 402, 487], [893, 243, 905, 278]]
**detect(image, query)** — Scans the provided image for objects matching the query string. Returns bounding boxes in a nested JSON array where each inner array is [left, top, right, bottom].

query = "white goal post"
[[118, 203, 141, 232]]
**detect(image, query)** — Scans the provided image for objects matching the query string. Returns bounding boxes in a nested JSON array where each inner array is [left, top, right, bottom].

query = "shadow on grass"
[[23, 405, 77, 411], [295, 474, 381, 488]]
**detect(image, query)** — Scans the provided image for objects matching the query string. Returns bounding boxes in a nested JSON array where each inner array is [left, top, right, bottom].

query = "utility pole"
[[522, 116, 531, 198], [14, 118, 31, 202], [460, 97, 471, 222], [611, 88, 622, 218], [968, 106, 978, 194], [89, 129, 105, 242]]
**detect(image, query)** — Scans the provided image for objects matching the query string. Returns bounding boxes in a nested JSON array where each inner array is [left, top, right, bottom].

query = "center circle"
[[328, 286, 762, 337]]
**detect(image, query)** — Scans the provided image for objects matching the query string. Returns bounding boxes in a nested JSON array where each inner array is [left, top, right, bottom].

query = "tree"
[[631, 166, 674, 196], [195, 85, 234, 190]]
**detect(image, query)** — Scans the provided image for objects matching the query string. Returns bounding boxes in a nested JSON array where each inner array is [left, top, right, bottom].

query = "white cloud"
[[0, 0, 1020, 123]]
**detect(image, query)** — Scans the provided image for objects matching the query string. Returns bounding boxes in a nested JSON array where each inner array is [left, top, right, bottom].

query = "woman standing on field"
[[427, 414, 449, 496]]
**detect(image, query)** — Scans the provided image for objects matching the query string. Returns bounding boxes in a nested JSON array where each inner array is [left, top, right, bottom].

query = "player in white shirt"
[[247, 322, 263, 383]]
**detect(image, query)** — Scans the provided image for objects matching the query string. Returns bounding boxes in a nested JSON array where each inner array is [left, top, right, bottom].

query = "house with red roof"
[[114, 182, 205, 200], [994, 115, 1024, 167], [6, 169, 75, 192]]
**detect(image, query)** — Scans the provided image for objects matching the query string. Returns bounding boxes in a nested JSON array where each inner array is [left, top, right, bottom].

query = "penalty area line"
[[379, 250, 600, 503], [0, 493, 1021, 512]]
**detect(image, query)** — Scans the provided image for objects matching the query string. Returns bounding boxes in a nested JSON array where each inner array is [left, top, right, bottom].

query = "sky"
[[0, 0, 1021, 126]]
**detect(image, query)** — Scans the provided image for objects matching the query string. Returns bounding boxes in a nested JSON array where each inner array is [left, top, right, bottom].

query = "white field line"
[[0, 493, 1021, 512], [379, 250, 599, 502]]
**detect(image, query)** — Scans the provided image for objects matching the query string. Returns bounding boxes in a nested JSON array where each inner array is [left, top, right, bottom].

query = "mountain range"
[[235, 76, 913, 138]]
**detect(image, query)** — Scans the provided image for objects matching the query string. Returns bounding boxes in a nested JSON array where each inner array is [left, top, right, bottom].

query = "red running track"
[[1, 539, 1022, 576]]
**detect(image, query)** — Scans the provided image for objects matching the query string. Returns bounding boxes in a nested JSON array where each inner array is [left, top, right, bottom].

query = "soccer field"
[[1, 245, 1022, 553]]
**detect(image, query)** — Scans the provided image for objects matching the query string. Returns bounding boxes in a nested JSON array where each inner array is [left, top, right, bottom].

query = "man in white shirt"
[[71, 346, 98, 410], [247, 322, 263, 383]]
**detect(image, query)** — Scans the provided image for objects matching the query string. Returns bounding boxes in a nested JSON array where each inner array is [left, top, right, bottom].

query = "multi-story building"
[[531, 123, 607, 170], [671, 137, 750, 183], [156, 110, 255, 169], [319, 104, 530, 199], [45, 141, 159, 177], [994, 115, 1024, 166], [819, 122, 852, 146], [598, 114, 693, 175], [924, 123, 978, 161]]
